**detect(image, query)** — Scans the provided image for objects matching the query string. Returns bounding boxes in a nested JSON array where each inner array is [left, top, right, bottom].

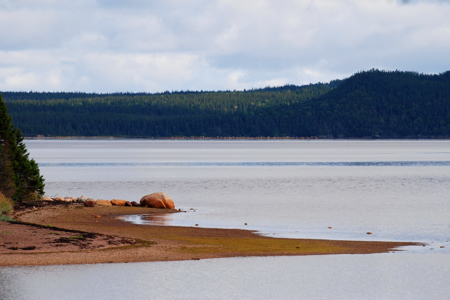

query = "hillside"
[[2, 70, 450, 138]]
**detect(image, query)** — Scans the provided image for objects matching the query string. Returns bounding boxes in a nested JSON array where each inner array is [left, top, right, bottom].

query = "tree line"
[[2, 69, 450, 138]]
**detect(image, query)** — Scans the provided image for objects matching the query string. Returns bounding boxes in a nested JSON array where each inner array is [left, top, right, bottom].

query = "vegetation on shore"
[[0, 192, 14, 221], [3, 69, 449, 138], [0, 94, 45, 204]]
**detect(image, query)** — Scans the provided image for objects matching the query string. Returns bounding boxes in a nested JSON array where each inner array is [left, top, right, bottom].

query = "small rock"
[[440, 246, 445, 249], [131, 201, 140, 207], [84, 199, 96, 207], [78, 195, 88, 203], [92, 215, 102, 218], [64, 197, 74, 203], [42, 196, 53, 201], [54, 197, 65, 201], [96, 199, 112, 206], [366, 232, 372, 235], [111, 199, 128, 206]]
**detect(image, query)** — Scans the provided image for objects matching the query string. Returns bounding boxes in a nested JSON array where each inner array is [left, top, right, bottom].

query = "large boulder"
[[96, 199, 112, 206], [140, 192, 175, 209]]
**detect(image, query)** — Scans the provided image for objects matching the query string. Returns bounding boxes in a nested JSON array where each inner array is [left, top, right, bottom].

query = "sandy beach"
[[0, 204, 420, 267]]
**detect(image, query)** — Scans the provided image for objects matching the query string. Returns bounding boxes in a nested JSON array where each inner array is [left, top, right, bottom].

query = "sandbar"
[[0, 205, 420, 266]]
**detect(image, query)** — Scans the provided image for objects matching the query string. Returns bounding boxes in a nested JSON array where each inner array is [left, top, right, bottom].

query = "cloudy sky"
[[1, 0, 449, 93]]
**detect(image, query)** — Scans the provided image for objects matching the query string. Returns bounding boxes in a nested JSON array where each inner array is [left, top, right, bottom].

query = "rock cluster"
[[39, 193, 175, 210]]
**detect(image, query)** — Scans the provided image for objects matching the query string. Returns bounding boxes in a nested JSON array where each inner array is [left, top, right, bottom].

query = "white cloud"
[[0, 0, 449, 92]]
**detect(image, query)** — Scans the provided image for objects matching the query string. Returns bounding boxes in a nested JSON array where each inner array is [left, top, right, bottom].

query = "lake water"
[[1, 140, 449, 299]]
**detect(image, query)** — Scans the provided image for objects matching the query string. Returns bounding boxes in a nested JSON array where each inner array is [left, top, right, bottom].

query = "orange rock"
[[111, 199, 128, 206], [84, 199, 96, 207], [141, 197, 166, 209], [92, 215, 102, 218], [96, 199, 112, 206], [140, 192, 175, 209]]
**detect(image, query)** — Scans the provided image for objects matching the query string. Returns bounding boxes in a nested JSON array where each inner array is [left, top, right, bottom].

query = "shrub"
[[0, 192, 13, 216]]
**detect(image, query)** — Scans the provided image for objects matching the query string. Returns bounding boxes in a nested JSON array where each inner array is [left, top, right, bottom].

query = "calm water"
[[1, 140, 449, 299]]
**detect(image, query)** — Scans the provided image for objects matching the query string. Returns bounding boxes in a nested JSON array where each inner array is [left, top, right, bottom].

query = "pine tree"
[[0, 94, 45, 202]]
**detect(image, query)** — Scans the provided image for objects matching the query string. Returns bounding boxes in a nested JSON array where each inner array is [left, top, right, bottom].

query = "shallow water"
[[1, 254, 449, 300], [0, 140, 449, 299]]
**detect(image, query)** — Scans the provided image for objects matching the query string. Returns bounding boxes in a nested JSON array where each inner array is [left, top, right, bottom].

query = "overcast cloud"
[[0, 0, 449, 92]]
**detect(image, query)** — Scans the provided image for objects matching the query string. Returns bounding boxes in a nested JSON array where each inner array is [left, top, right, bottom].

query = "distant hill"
[[276, 69, 450, 138], [2, 69, 449, 138]]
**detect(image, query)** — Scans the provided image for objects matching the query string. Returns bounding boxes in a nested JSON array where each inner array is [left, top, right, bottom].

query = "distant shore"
[[0, 205, 420, 266], [24, 136, 450, 140]]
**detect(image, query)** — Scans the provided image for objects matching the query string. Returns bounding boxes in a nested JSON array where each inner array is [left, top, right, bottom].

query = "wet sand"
[[0, 205, 420, 266]]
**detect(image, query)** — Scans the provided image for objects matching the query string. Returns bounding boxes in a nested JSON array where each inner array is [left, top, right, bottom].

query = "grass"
[[0, 192, 14, 217], [0, 215, 14, 222]]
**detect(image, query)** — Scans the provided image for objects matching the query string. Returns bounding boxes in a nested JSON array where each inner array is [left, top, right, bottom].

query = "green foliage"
[[2, 84, 335, 137], [0, 192, 13, 216], [2, 69, 450, 138], [0, 215, 14, 222], [282, 69, 450, 138], [0, 94, 45, 203]]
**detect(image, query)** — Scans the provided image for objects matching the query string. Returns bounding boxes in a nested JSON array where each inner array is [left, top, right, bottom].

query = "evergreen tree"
[[0, 94, 45, 202]]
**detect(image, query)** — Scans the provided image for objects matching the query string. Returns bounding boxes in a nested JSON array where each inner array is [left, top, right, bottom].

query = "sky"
[[0, 0, 449, 93]]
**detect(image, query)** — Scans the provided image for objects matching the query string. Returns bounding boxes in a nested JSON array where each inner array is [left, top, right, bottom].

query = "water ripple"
[[40, 161, 450, 167]]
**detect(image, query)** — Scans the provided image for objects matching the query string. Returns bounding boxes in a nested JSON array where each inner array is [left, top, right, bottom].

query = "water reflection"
[[120, 214, 173, 226]]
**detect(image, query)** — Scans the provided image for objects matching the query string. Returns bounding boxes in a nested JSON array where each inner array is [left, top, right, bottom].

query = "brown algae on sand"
[[4, 205, 419, 266]]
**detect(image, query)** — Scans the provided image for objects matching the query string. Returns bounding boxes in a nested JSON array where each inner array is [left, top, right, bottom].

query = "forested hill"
[[2, 69, 450, 138]]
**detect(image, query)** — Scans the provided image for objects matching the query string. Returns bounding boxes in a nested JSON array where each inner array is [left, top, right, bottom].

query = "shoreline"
[[24, 136, 450, 140], [0, 205, 421, 267]]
